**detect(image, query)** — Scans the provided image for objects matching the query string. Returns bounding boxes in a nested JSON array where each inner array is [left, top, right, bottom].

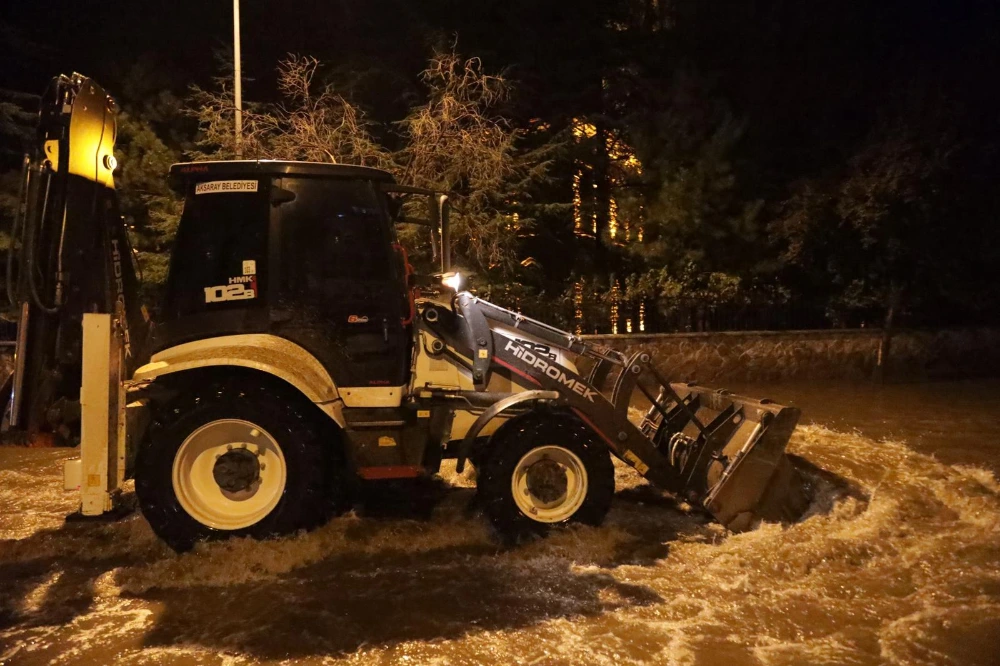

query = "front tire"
[[135, 378, 346, 552], [477, 412, 614, 541]]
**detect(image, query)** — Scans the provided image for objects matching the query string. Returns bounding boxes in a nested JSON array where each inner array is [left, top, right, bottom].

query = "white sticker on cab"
[[194, 180, 259, 195]]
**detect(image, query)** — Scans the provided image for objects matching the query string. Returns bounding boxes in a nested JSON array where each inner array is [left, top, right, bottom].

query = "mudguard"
[[132, 334, 346, 427]]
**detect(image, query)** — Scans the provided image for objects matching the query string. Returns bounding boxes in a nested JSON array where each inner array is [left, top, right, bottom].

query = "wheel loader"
[[3, 73, 809, 551]]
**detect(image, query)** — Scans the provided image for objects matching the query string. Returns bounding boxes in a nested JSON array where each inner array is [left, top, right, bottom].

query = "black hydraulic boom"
[[2, 73, 149, 444]]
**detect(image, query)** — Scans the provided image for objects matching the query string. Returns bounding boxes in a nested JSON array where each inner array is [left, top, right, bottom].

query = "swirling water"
[[1, 380, 998, 665]]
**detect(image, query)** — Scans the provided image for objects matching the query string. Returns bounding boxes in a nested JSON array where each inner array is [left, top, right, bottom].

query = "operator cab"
[[161, 160, 411, 388]]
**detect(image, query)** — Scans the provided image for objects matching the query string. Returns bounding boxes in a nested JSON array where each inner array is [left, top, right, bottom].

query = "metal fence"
[[599, 301, 882, 335]]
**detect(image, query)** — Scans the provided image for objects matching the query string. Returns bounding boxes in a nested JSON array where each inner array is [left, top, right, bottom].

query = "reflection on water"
[[1, 380, 999, 665], [727, 379, 1000, 473]]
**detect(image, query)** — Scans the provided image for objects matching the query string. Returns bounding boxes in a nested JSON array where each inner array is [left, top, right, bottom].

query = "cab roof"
[[169, 160, 395, 183]]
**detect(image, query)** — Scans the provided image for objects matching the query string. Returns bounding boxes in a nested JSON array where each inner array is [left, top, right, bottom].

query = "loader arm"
[[424, 293, 808, 531]]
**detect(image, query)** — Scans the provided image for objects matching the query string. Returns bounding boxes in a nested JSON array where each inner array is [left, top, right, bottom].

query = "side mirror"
[[383, 183, 452, 274], [429, 193, 451, 273]]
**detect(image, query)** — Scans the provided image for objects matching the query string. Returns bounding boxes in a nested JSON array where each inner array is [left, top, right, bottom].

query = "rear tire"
[[477, 412, 614, 542], [135, 378, 347, 552]]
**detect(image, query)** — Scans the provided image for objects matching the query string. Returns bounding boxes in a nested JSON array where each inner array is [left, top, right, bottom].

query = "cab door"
[[270, 176, 410, 390]]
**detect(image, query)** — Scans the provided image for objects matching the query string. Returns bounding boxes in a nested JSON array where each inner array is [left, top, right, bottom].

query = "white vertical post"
[[78, 313, 125, 516], [9, 301, 29, 427], [233, 0, 243, 158]]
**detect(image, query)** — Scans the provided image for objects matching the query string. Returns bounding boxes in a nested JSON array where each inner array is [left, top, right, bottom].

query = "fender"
[[456, 389, 560, 473], [131, 334, 346, 427]]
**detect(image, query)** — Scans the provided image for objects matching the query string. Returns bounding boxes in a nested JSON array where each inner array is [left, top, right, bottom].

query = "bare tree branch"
[[188, 49, 545, 276]]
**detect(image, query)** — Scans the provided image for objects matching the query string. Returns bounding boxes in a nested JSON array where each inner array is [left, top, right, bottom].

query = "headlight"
[[442, 272, 464, 292]]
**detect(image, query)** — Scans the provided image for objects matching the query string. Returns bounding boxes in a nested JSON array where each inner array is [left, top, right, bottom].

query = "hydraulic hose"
[[25, 169, 60, 315]]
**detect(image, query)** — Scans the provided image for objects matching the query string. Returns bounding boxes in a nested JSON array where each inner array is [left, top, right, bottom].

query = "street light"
[[233, 0, 243, 158]]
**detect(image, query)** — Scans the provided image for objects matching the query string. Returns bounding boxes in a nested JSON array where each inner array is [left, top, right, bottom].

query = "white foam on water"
[[2, 422, 999, 665], [115, 508, 496, 594]]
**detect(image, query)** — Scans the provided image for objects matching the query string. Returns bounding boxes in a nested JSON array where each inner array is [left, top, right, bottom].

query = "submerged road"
[[1, 379, 999, 665]]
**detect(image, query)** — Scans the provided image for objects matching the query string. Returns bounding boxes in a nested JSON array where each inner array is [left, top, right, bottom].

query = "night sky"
[[3, 2, 432, 96], [3, 1, 1000, 329], [4, 1, 997, 181], [6, 1, 996, 120]]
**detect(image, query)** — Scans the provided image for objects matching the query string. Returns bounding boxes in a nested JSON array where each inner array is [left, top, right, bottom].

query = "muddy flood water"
[[2, 379, 999, 665]]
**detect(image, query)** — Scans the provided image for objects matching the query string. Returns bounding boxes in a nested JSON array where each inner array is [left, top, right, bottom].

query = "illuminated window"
[[591, 181, 598, 234], [609, 195, 618, 240], [610, 281, 621, 334], [572, 171, 583, 235], [573, 281, 584, 335], [572, 119, 597, 141]]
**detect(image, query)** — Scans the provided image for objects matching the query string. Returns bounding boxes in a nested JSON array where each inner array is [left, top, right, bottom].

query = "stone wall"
[[1, 328, 997, 385], [581, 328, 1000, 383]]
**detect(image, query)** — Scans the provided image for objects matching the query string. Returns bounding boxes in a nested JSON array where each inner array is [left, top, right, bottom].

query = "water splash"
[[1, 423, 998, 665]]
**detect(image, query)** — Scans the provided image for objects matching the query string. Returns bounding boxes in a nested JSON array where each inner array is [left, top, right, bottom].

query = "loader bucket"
[[639, 383, 811, 531]]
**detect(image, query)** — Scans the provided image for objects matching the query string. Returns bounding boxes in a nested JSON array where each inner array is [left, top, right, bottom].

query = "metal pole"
[[233, 0, 243, 158]]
